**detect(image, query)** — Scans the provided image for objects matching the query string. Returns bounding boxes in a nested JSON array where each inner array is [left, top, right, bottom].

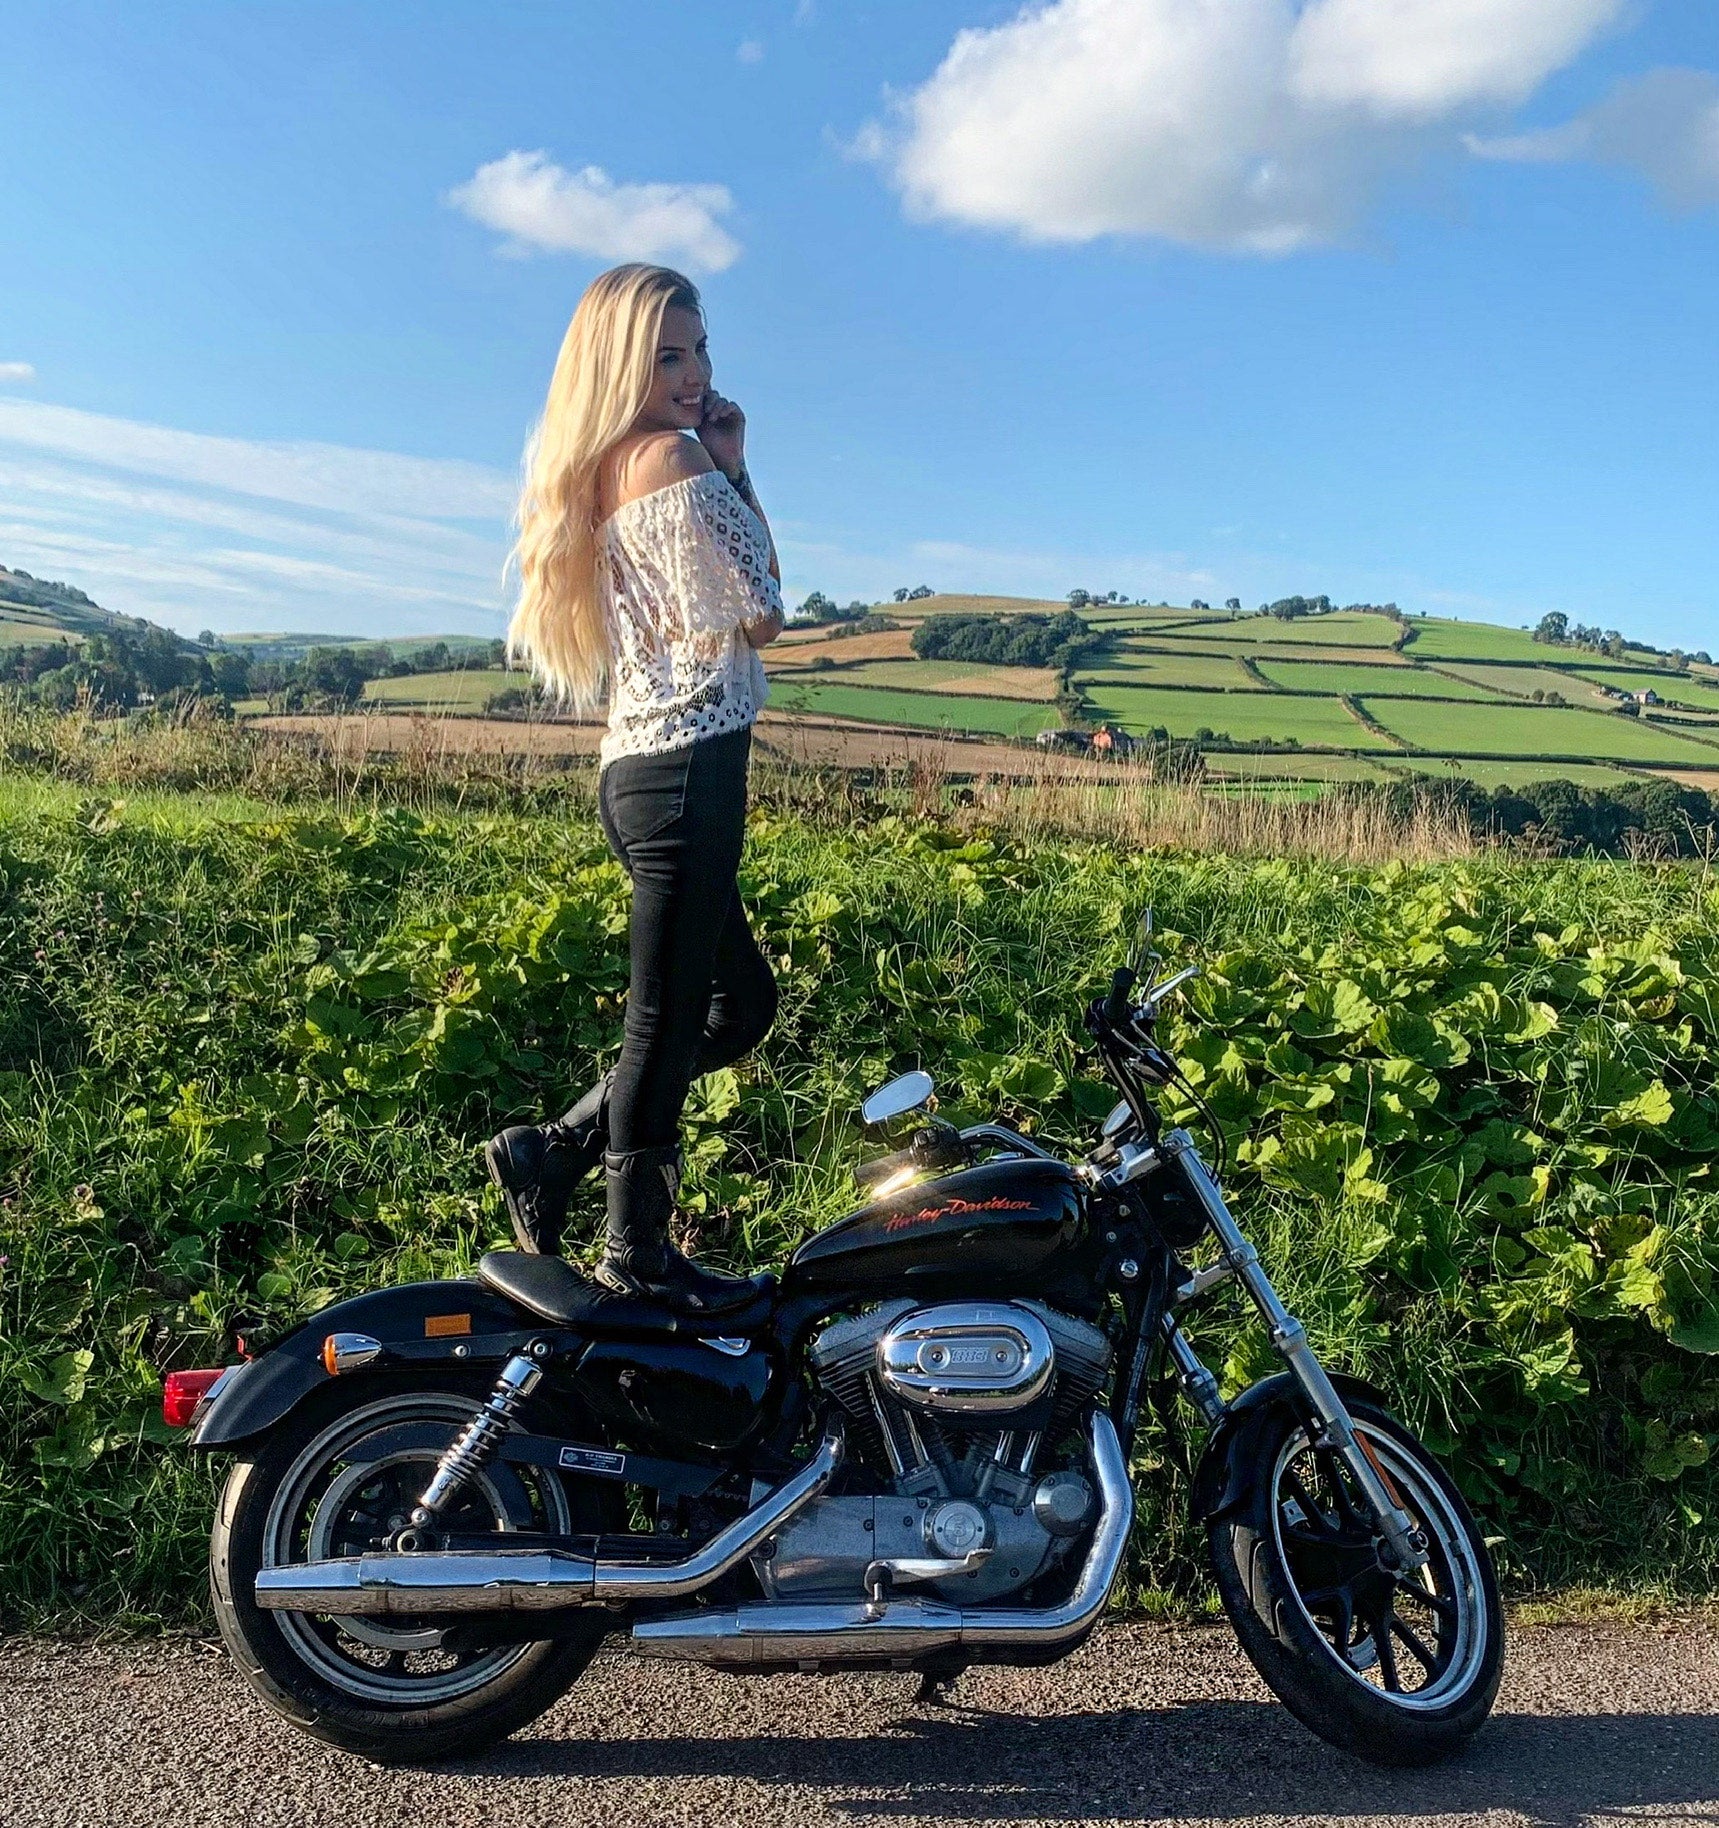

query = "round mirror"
[[1101, 1099, 1133, 1139], [861, 1069, 934, 1127]]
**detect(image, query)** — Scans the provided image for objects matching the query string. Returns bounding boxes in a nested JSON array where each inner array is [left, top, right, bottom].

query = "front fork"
[[1156, 1131, 1430, 1574]]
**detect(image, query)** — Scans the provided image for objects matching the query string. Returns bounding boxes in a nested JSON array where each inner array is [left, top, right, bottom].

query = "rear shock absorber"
[[405, 1345, 548, 1540]]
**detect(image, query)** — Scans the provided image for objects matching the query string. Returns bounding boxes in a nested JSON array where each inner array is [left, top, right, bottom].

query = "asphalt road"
[[3, 1617, 1716, 1828]]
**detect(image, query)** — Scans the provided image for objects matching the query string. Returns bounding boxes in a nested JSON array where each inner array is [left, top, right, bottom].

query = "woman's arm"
[[699, 394, 783, 649], [727, 468, 783, 648]]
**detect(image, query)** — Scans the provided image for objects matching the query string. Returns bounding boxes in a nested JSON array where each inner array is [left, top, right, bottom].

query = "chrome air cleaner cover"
[[875, 1301, 1055, 1415]]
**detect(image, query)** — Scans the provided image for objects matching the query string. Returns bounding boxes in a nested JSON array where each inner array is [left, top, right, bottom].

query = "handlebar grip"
[[1102, 965, 1136, 1026]]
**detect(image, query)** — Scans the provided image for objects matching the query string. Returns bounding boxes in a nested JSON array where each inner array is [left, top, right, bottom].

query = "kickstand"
[[914, 1671, 956, 1706]]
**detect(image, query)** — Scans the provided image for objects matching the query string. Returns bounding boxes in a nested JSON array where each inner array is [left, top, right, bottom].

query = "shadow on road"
[[489, 1697, 1719, 1825]]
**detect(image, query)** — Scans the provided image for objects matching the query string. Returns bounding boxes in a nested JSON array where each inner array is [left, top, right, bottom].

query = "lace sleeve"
[[655, 471, 782, 641]]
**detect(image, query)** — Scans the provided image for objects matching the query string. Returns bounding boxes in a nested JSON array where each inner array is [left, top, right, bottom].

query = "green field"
[[1383, 757, 1643, 789], [1084, 683, 1392, 749], [0, 607, 79, 647], [1252, 660, 1500, 700], [363, 667, 507, 711], [1077, 650, 1262, 690], [1369, 698, 1719, 764], [1427, 662, 1614, 705], [1165, 612, 1401, 649], [767, 678, 1058, 737], [1571, 668, 1719, 713], [1400, 619, 1554, 663]]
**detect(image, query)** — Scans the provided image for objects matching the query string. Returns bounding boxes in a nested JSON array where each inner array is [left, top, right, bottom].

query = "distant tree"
[[798, 590, 837, 621], [893, 588, 911, 603], [907, 584, 935, 600], [1225, 598, 1241, 611], [1189, 599, 1209, 611], [301, 646, 367, 703], [1535, 612, 1570, 645], [197, 629, 217, 647], [1067, 589, 1090, 608]]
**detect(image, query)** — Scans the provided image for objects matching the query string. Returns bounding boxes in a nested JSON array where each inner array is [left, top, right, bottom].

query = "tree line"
[[911, 610, 1102, 670], [0, 627, 506, 713]]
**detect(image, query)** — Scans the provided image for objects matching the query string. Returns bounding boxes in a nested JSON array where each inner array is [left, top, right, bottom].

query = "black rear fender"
[[1190, 1371, 1392, 1522], [190, 1278, 548, 1452]]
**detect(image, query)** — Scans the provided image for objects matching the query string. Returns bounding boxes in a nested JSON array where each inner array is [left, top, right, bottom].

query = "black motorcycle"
[[169, 917, 1503, 1766]]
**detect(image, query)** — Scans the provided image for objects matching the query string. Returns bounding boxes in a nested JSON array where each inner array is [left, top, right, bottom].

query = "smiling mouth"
[[674, 392, 705, 411]]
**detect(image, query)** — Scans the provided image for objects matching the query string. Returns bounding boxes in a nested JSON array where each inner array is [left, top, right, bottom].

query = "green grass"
[[1401, 620, 1555, 662], [1077, 650, 1263, 690], [1083, 683, 1392, 749], [0, 608, 79, 647], [1203, 752, 1391, 783], [1428, 663, 1616, 706], [362, 668, 507, 711], [1162, 612, 1402, 649], [1252, 660, 1502, 700], [1382, 758, 1643, 790], [2, 776, 1717, 1626], [1368, 698, 1719, 764], [767, 678, 1059, 737]]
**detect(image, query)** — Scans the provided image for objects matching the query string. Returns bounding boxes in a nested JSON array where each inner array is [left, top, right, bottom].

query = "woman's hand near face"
[[697, 391, 746, 481]]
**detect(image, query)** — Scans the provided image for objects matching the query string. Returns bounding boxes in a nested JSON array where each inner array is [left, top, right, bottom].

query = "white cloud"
[[447, 152, 741, 273], [869, 0, 1627, 253], [1287, 0, 1623, 119], [1469, 67, 1719, 210], [0, 398, 516, 638], [737, 38, 765, 65], [0, 361, 36, 383]]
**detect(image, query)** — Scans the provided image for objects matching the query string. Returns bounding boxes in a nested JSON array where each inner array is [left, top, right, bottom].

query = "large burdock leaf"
[[1670, 1305, 1719, 1355], [21, 1348, 94, 1407], [1370, 1005, 1471, 1069], [1289, 978, 1379, 1040], [1607, 1080, 1674, 1130]]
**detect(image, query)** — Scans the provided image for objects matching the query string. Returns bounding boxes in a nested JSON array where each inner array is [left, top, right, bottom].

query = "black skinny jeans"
[[594, 725, 778, 1156]]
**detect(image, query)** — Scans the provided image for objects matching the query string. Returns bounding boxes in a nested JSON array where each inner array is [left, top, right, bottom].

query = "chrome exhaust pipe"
[[253, 1431, 844, 1617], [630, 1410, 1132, 1668]]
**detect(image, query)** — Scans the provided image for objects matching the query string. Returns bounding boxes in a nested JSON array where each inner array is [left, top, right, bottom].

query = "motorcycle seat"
[[476, 1251, 777, 1339]]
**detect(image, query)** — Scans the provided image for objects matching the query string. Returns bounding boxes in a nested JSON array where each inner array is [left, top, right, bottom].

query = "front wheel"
[[211, 1373, 617, 1763], [1209, 1399, 1503, 1766]]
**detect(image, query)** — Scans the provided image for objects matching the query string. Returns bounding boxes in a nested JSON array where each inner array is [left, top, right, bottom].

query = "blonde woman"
[[486, 263, 784, 1316]]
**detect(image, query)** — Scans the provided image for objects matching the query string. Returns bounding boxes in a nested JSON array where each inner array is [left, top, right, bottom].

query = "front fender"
[[190, 1278, 540, 1452], [1189, 1370, 1393, 1522]]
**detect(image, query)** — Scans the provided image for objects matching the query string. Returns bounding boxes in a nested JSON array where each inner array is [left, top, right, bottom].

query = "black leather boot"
[[596, 1145, 770, 1315], [484, 1071, 612, 1255]]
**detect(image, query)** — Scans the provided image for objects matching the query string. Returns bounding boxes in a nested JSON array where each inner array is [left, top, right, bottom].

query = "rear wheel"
[[1209, 1399, 1503, 1766], [211, 1374, 617, 1763]]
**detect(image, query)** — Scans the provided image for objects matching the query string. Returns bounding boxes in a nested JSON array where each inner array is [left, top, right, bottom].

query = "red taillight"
[[162, 1368, 226, 1428]]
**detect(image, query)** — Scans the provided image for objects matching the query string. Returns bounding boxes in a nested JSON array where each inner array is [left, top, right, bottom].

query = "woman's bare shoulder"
[[609, 432, 715, 511]]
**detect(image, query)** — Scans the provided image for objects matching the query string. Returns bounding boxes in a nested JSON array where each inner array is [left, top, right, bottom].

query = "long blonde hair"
[[507, 263, 702, 706]]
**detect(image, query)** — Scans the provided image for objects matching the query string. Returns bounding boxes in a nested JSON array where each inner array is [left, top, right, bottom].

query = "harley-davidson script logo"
[[881, 1194, 1036, 1233]]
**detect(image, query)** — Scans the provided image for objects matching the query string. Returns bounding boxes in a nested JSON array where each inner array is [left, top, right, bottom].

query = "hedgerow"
[[1, 790, 1716, 1625]]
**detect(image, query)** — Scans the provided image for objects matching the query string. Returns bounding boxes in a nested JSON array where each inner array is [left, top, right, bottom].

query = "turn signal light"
[[162, 1368, 226, 1427], [322, 1332, 384, 1377]]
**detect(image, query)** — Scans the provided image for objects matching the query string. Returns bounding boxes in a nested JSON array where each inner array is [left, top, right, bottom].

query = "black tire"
[[211, 1371, 618, 1764], [1209, 1398, 1503, 1767]]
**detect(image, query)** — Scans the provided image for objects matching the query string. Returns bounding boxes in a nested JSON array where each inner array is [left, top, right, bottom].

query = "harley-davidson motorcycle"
[[167, 918, 1502, 1767]]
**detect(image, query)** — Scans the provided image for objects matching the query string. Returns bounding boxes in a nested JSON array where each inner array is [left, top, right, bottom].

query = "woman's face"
[[636, 304, 712, 433]]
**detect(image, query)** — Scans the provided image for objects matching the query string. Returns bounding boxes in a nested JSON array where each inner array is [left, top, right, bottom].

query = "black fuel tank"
[[786, 1157, 1084, 1298]]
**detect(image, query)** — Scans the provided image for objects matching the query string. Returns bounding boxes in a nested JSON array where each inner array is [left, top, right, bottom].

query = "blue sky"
[[2, 1, 1715, 649]]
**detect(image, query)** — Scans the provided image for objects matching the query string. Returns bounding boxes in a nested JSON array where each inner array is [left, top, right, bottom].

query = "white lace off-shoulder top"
[[597, 469, 781, 769]]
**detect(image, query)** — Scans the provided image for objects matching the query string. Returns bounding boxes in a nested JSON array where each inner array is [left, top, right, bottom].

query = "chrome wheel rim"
[[1270, 1421, 1489, 1712], [262, 1392, 572, 1705]]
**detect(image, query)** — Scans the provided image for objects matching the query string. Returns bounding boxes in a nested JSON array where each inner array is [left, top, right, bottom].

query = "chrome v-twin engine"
[[771, 1299, 1114, 1605]]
